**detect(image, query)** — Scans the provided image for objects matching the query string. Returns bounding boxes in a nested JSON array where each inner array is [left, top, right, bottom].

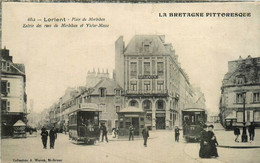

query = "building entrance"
[[156, 117, 165, 129], [132, 117, 139, 135]]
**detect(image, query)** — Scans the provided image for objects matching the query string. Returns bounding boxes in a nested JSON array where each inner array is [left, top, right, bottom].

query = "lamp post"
[[241, 91, 248, 142]]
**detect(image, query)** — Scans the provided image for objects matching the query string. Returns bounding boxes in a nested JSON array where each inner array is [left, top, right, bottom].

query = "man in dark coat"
[[199, 124, 210, 158], [142, 126, 149, 147], [41, 127, 48, 149], [234, 126, 240, 142], [208, 125, 219, 158], [248, 122, 255, 141], [129, 124, 135, 141], [49, 127, 57, 149], [175, 126, 180, 142], [100, 123, 108, 143]]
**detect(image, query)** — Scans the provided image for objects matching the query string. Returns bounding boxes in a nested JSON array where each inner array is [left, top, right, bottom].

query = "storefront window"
[[254, 111, 260, 122], [237, 112, 243, 122]]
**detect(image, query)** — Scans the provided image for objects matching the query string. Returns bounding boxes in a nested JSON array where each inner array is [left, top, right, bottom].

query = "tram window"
[[120, 122, 124, 128], [94, 116, 99, 126]]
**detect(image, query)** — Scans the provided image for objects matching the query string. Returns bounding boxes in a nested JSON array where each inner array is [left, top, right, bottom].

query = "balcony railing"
[[126, 89, 168, 95]]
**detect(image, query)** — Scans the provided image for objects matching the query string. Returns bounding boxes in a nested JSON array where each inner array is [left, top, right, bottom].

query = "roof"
[[124, 35, 171, 55], [119, 106, 144, 113], [90, 78, 123, 95], [13, 120, 26, 126]]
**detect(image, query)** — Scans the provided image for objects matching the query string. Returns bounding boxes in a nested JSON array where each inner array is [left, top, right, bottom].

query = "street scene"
[[2, 125, 260, 163], [1, 2, 260, 163]]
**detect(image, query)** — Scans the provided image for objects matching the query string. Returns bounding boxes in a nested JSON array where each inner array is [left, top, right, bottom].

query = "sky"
[[2, 2, 260, 113]]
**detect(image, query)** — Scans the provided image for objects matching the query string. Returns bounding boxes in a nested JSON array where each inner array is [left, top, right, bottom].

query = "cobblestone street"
[[2, 129, 260, 163]]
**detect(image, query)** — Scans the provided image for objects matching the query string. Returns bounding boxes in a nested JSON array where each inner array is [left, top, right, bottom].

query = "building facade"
[[219, 56, 260, 128], [115, 35, 199, 130], [46, 70, 124, 133], [1, 48, 27, 136]]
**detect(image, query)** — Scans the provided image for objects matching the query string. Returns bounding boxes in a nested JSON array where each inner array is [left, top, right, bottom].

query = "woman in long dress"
[[199, 124, 210, 158], [208, 125, 219, 157]]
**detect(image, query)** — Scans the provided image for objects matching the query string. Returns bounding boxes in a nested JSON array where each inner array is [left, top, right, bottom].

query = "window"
[[100, 88, 106, 97], [157, 81, 164, 91], [130, 62, 137, 79], [7, 62, 10, 71], [129, 100, 138, 107], [157, 62, 164, 77], [2, 61, 6, 70], [144, 81, 150, 91], [157, 100, 164, 110], [254, 111, 260, 122], [237, 112, 243, 122], [1, 100, 7, 111], [144, 44, 149, 52], [236, 93, 244, 103], [1, 81, 7, 94], [116, 106, 120, 113], [236, 76, 245, 84], [253, 93, 260, 103], [144, 62, 150, 75], [143, 100, 151, 110], [130, 81, 137, 91], [115, 90, 121, 96], [7, 101, 10, 111]]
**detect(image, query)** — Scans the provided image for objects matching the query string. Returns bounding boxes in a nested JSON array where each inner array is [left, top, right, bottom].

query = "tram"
[[182, 107, 207, 142], [68, 103, 101, 145]]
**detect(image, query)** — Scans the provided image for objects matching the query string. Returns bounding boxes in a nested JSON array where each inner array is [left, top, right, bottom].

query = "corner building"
[[115, 35, 194, 130]]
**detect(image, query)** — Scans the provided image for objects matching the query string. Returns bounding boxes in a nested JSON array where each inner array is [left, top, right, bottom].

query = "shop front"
[[156, 113, 166, 129], [117, 106, 145, 137]]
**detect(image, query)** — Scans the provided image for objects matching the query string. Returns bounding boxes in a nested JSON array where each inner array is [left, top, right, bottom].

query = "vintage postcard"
[[1, 1, 260, 163]]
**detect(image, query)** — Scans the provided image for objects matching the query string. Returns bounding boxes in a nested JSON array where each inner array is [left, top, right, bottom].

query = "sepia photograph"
[[1, 1, 260, 163]]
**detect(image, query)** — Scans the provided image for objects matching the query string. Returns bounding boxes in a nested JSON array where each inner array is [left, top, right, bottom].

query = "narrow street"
[[2, 130, 260, 163]]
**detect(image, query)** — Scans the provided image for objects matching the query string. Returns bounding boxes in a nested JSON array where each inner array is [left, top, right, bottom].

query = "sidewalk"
[[215, 129, 260, 148]]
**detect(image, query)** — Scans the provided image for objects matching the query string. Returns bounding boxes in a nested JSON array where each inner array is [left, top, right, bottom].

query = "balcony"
[[126, 89, 168, 97]]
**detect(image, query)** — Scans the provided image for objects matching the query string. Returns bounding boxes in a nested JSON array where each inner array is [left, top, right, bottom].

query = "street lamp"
[[241, 91, 248, 142]]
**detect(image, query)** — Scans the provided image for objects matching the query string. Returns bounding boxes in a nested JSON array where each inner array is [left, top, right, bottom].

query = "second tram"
[[182, 107, 207, 142]]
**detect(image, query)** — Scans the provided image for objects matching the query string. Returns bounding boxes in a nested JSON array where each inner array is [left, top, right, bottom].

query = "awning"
[[13, 120, 26, 127], [225, 112, 236, 120], [119, 106, 144, 113]]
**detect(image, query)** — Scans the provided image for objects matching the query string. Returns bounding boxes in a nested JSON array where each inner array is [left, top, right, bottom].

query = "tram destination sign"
[[138, 75, 158, 79]]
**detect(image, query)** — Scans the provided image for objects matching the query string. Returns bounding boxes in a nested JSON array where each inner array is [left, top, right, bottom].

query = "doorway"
[[132, 118, 139, 135], [156, 117, 165, 129]]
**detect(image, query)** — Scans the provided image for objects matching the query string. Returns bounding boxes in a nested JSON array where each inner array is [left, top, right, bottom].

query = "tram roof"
[[182, 108, 206, 112]]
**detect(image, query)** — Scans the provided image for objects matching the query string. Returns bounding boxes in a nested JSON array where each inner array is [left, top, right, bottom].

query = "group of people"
[[40, 126, 57, 149], [234, 122, 256, 142], [199, 124, 219, 158]]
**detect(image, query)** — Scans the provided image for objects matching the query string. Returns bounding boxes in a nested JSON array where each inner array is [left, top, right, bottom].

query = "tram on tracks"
[[182, 107, 207, 142], [68, 103, 101, 145]]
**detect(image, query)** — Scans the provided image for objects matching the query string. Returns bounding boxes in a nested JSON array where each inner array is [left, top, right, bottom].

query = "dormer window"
[[115, 89, 121, 96], [7, 62, 10, 71], [99, 88, 106, 97], [236, 75, 245, 84], [144, 44, 149, 52]]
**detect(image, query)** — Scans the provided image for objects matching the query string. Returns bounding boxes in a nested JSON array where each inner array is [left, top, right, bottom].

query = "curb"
[[218, 145, 260, 149]]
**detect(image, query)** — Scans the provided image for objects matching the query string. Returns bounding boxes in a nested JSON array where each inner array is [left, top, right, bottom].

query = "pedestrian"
[[199, 124, 210, 158], [248, 122, 255, 141], [142, 126, 149, 147], [129, 124, 135, 141], [208, 125, 219, 158], [49, 126, 57, 149], [234, 126, 240, 142], [40, 127, 48, 149], [175, 126, 180, 142], [100, 122, 108, 143]]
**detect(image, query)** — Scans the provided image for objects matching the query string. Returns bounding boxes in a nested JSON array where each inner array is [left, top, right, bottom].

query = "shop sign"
[[138, 75, 158, 79]]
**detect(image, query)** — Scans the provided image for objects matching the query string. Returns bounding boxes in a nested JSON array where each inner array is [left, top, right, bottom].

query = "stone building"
[[1, 48, 27, 136], [46, 69, 123, 133], [114, 35, 197, 130], [219, 56, 260, 128]]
